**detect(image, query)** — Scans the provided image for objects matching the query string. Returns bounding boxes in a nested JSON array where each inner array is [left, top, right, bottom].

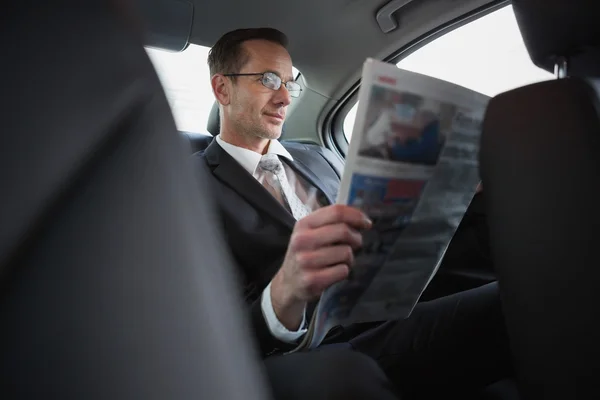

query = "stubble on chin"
[[231, 112, 283, 142], [250, 120, 283, 141]]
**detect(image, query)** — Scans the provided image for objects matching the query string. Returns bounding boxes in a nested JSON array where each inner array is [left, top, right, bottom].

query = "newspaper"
[[293, 58, 489, 351]]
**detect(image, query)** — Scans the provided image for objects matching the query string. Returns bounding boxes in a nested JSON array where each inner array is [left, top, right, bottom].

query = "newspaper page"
[[295, 58, 489, 351]]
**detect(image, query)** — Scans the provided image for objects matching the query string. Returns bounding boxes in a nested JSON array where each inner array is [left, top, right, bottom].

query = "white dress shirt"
[[216, 134, 322, 343]]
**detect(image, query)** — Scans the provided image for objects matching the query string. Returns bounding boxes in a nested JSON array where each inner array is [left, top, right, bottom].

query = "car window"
[[147, 44, 299, 135], [146, 45, 213, 135], [343, 5, 554, 140]]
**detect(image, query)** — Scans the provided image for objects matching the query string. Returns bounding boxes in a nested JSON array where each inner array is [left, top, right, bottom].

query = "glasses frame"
[[222, 71, 302, 98]]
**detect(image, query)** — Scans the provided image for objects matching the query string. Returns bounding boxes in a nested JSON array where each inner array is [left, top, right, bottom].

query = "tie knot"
[[259, 153, 283, 173]]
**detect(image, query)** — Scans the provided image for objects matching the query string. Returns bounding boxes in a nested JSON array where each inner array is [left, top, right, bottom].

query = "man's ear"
[[211, 74, 230, 106]]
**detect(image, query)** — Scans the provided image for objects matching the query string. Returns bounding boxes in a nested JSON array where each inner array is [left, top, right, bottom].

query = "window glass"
[[147, 45, 300, 135], [343, 5, 554, 140], [147, 45, 213, 135]]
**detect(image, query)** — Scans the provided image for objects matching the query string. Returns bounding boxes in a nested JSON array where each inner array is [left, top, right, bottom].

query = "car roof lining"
[[187, 0, 497, 100]]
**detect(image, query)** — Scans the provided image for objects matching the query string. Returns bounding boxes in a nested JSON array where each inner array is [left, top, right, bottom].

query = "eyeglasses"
[[223, 71, 302, 98]]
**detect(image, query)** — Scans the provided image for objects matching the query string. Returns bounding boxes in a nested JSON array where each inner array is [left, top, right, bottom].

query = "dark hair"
[[207, 28, 289, 77]]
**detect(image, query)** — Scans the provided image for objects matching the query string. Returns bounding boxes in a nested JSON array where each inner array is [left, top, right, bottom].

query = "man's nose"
[[273, 84, 292, 107]]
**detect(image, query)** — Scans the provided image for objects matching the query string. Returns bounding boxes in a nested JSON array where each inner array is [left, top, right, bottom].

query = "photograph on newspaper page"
[[295, 58, 489, 351]]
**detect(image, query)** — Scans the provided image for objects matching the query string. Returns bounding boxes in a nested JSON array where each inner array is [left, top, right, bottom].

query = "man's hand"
[[270, 205, 372, 330]]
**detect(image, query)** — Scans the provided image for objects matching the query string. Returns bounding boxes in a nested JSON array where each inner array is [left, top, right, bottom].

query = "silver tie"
[[258, 154, 311, 220]]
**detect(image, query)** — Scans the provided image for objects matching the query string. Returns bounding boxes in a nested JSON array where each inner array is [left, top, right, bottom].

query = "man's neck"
[[220, 130, 270, 155]]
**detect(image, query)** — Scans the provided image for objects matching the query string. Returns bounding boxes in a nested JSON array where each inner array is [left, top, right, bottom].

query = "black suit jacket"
[[194, 138, 492, 358], [194, 138, 344, 357]]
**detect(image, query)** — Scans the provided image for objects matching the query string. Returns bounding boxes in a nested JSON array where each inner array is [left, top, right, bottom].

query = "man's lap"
[[263, 347, 400, 400], [350, 281, 512, 397], [263, 282, 512, 400]]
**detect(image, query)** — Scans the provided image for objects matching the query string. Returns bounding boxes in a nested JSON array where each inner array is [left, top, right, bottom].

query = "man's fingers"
[[296, 245, 354, 270], [284, 205, 371, 299], [298, 204, 372, 231], [291, 223, 363, 251], [302, 264, 350, 297]]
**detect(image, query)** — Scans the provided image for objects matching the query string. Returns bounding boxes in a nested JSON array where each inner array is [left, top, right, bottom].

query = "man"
[[194, 27, 511, 399]]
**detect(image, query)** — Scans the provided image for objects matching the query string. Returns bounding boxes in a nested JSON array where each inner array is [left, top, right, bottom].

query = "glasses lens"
[[286, 81, 302, 98], [262, 72, 281, 90]]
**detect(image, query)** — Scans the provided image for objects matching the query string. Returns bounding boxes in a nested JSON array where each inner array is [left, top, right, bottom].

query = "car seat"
[[0, 2, 271, 399], [480, 0, 600, 398]]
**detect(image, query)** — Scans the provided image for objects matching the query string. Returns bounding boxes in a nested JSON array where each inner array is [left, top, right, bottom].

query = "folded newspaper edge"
[[288, 58, 490, 353]]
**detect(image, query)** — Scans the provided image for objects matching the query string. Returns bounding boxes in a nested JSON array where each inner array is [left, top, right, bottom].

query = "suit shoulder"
[[282, 141, 344, 178], [191, 150, 209, 163], [281, 140, 336, 159], [192, 149, 208, 158]]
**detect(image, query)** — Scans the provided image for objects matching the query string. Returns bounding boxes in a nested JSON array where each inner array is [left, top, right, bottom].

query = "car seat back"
[[481, 1, 600, 398], [0, 2, 270, 399]]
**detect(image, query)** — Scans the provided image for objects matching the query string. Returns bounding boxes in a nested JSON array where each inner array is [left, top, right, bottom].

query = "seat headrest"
[[207, 101, 220, 136], [513, 0, 600, 77]]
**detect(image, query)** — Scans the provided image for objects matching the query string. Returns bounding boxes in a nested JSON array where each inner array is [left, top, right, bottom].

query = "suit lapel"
[[203, 140, 296, 230]]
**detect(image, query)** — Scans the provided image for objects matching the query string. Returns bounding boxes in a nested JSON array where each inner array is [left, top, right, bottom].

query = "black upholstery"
[[481, 2, 600, 397], [1, 2, 270, 399], [512, 0, 600, 77], [480, 78, 600, 398]]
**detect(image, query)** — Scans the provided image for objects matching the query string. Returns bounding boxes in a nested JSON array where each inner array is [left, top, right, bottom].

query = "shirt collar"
[[215, 134, 294, 176]]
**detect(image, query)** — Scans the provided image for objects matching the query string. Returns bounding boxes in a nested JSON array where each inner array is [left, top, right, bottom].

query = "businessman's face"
[[225, 40, 293, 141]]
